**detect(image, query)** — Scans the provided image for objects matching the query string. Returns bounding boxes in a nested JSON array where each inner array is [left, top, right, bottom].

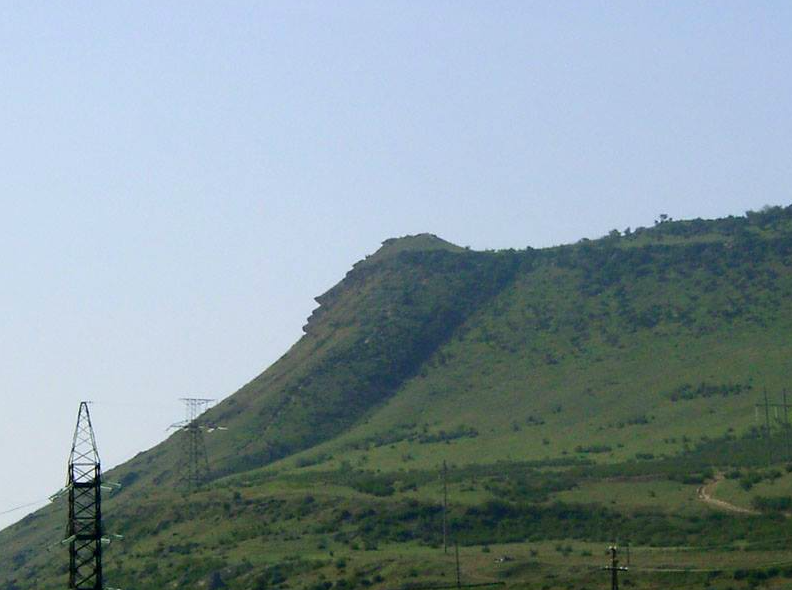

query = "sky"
[[1, 1, 791, 529]]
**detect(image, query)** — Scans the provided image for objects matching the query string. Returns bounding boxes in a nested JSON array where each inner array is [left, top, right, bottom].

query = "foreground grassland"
[[12, 455, 792, 590], [4, 206, 792, 590]]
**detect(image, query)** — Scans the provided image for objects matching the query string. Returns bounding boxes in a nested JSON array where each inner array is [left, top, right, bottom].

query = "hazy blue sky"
[[1, 2, 791, 527]]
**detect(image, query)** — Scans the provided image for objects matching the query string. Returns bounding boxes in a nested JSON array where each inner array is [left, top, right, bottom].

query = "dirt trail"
[[696, 473, 758, 515]]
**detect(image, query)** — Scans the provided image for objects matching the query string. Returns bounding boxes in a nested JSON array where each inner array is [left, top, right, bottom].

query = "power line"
[[628, 536, 792, 552], [629, 557, 792, 573], [398, 584, 504, 590], [573, 557, 792, 575], [90, 400, 178, 409], [0, 498, 51, 517]]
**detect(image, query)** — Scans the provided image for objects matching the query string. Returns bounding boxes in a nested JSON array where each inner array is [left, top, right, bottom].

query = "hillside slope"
[[5, 210, 792, 590]]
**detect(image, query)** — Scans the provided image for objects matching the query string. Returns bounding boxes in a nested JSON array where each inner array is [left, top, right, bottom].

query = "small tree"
[[209, 572, 226, 590]]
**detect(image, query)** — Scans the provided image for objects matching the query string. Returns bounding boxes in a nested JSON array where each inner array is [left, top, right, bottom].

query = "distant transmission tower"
[[171, 398, 216, 489], [66, 402, 104, 590], [753, 388, 792, 464]]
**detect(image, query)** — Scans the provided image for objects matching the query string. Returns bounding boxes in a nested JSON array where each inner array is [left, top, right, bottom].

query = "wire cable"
[[0, 498, 51, 517], [630, 536, 792, 552]]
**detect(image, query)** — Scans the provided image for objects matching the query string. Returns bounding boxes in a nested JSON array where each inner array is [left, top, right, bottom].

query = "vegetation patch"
[[667, 381, 752, 402]]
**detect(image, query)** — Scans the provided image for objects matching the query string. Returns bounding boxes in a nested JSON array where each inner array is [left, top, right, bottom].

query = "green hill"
[[5, 211, 792, 590]]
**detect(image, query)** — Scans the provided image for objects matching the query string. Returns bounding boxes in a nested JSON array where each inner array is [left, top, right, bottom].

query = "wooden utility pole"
[[455, 541, 461, 590], [603, 545, 628, 590], [783, 389, 791, 460], [756, 388, 773, 465], [442, 460, 449, 554], [765, 388, 772, 456]]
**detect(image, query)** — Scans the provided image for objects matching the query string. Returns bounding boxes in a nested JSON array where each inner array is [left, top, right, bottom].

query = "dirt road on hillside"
[[696, 474, 758, 515]]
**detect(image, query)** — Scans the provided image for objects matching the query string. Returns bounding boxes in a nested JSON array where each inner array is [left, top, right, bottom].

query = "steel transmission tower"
[[172, 398, 215, 489], [67, 402, 104, 590], [754, 389, 792, 463]]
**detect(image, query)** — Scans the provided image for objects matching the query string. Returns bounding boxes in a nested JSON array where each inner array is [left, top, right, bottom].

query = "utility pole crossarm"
[[602, 546, 628, 590]]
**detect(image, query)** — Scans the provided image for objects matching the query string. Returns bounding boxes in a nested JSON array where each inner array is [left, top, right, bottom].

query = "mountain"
[[5, 210, 792, 590]]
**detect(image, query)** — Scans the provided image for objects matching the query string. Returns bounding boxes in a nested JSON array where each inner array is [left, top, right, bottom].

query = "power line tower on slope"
[[754, 388, 792, 464], [66, 402, 104, 590], [171, 398, 217, 490]]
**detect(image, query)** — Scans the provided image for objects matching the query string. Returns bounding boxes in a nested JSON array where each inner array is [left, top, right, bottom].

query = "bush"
[[751, 495, 792, 513], [574, 445, 612, 454], [350, 475, 395, 497]]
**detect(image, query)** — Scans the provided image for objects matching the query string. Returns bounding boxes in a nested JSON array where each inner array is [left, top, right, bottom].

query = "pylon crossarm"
[[50, 487, 70, 502]]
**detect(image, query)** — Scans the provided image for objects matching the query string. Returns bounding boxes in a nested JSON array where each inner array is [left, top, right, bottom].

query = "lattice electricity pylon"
[[67, 401, 104, 590], [170, 398, 220, 490]]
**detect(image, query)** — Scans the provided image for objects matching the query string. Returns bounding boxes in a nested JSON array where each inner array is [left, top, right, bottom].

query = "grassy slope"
[[5, 211, 792, 589], [277, 227, 792, 472]]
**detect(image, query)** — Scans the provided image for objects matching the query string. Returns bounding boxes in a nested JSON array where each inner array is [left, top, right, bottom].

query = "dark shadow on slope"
[[212, 248, 524, 478]]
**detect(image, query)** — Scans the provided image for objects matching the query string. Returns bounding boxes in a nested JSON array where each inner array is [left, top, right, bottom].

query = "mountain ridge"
[[4, 205, 792, 590]]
